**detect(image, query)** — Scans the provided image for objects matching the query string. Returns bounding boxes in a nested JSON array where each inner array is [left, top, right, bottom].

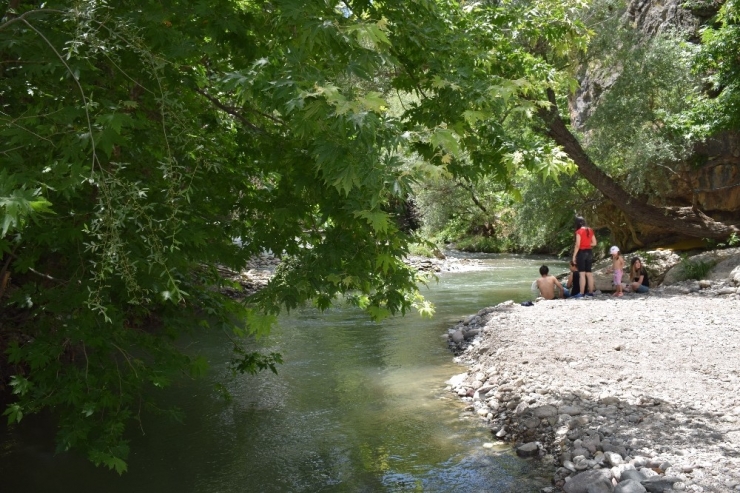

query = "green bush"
[[454, 236, 510, 253], [407, 241, 440, 258], [679, 258, 716, 280]]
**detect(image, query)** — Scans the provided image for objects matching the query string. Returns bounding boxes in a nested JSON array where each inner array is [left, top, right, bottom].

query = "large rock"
[[663, 248, 740, 285], [614, 479, 647, 493], [732, 265, 740, 286], [640, 476, 682, 493], [515, 442, 540, 457], [564, 469, 614, 493], [709, 253, 740, 283]]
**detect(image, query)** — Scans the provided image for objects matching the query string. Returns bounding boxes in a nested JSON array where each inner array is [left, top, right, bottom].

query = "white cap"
[[609, 245, 619, 254]]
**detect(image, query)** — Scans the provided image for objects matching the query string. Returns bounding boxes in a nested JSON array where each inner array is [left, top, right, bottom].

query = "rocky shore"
[[219, 253, 484, 298], [446, 250, 740, 492]]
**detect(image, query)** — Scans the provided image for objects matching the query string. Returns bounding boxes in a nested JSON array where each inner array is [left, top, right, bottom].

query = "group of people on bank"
[[535, 217, 650, 300]]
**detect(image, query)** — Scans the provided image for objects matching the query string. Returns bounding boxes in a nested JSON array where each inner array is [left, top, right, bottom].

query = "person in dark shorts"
[[571, 216, 597, 298]]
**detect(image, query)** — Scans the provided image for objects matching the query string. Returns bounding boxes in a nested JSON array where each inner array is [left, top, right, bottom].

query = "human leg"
[[585, 273, 595, 295], [583, 251, 594, 295], [635, 285, 649, 294], [575, 251, 589, 295]]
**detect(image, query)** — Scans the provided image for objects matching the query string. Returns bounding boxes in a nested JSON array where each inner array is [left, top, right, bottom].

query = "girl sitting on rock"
[[628, 257, 650, 294]]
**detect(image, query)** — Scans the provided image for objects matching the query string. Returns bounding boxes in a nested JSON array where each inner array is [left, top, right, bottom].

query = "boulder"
[[640, 476, 682, 493], [710, 254, 740, 284], [663, 247, 740, 285], [515, 442, 540, 457], [614, 479, 647, 493], [563, 469, 613, 493]]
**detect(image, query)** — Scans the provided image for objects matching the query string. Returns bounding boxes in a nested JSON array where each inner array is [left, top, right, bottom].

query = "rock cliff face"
[[571, 0, 740, 248], [571, 0, 709, 128], [667, 133, 740, 216]]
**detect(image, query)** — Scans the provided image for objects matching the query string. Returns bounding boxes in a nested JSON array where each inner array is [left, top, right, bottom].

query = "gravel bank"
[[447, 293, 740, 492]]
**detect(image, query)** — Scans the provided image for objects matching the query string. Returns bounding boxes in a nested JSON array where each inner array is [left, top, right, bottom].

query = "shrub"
[[679, 258, 716, 280], [454, 236, 510, 253]]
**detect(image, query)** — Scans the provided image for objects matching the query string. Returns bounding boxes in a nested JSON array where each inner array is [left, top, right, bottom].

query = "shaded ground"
[[452, 293, 740, 492]]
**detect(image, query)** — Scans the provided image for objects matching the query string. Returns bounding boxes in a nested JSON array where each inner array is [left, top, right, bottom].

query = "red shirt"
[[576, 227, 593, 250]]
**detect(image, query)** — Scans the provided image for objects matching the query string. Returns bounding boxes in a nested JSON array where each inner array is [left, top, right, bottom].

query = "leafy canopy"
[[0, 0, 591, 471]]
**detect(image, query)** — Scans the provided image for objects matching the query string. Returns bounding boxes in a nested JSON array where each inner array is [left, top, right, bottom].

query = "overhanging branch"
[[537, 88, 740, 240]]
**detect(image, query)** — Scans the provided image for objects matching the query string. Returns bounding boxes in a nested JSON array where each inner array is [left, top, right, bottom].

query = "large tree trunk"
[[538, 89, 740, 240]]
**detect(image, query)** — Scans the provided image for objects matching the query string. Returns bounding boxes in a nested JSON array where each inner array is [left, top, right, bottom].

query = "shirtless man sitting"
[[535, 265, 565, 300]]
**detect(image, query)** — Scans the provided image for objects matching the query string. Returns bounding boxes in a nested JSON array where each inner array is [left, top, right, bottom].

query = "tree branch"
[[455, 181, 488, 213], [20, 17, 100, 178], [194, 88, 266, 134], [537, 87, 740, 240], [0, 7, 64, 32]]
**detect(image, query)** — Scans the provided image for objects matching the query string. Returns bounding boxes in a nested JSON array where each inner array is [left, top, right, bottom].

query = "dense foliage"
[[413, 0, 739, 252], [694, 0, 740, 131], [1, 0, 590, 471], [2, 0, 736, 473]]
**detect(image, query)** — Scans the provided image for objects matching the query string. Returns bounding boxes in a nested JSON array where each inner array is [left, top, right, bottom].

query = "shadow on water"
[[0, 253, 568, 492]]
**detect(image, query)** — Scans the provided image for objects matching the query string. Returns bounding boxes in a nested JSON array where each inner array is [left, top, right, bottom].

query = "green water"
[[0, 254, 568, 492]]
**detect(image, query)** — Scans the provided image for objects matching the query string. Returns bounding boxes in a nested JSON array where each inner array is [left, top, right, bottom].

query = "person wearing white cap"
[[607, 245, 625, 297]]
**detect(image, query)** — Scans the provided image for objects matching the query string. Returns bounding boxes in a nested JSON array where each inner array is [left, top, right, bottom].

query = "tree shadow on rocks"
[[483, 388, 740, 492]]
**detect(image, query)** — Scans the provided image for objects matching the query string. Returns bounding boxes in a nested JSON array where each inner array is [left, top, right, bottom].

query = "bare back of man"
[[536, 275, 563, 300]]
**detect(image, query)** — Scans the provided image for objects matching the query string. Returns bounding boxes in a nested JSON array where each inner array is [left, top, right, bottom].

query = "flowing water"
[[0, 254, 568, 492]]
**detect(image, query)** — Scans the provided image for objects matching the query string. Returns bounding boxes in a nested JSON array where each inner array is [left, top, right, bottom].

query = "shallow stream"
[[0, 253, 568, 492]]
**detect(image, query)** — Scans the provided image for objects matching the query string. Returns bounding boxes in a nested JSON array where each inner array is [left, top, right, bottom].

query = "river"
[[0, 254, 568, 492]]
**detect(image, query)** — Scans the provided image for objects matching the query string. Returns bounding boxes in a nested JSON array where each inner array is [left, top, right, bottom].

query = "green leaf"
[[354, 210, 390, 233], [462, 110, 489, 125], [9, 375, 32, 396], [189, 356, 209, 378], [375, 253, 394, 274], [3, 404, 24, 424], [359, 92, 387, 112], [245, 310, 277, 338], [366, 305, 391, 321], [430, 128, 461, 158]]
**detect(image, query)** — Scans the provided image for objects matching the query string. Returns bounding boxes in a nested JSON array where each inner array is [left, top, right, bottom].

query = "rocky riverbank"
[[219, 253, 484, 298], [446, 250, 740, 492]]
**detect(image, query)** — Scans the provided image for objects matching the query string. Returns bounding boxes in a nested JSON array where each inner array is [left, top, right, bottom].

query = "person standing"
[[607, 245, 625, 297], [571, 216, 597, 298]]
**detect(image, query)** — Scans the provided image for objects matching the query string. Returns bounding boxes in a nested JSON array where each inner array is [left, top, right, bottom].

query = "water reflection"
[[0, 253, 567, 492]]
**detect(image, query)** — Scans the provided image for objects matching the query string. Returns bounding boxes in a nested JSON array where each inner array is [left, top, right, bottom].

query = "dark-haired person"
[[571, 216, 597, 298], [563, 260, 580, 298], [535, 265, 565, 300], [628, 257, 650, 294]]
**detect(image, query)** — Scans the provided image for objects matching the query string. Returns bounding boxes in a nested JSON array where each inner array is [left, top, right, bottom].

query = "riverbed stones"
[[517, 442, 541, 457], [534, 405, 559, 418], [614, 479, 647, 493], [447, 287, 740, 492], [563, 469, 613, 493]]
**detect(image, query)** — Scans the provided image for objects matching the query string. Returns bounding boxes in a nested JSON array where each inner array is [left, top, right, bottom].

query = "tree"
[[538, 88, 740, 239], [0, 0, 433, 472], [1, 0, 736, 473]]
